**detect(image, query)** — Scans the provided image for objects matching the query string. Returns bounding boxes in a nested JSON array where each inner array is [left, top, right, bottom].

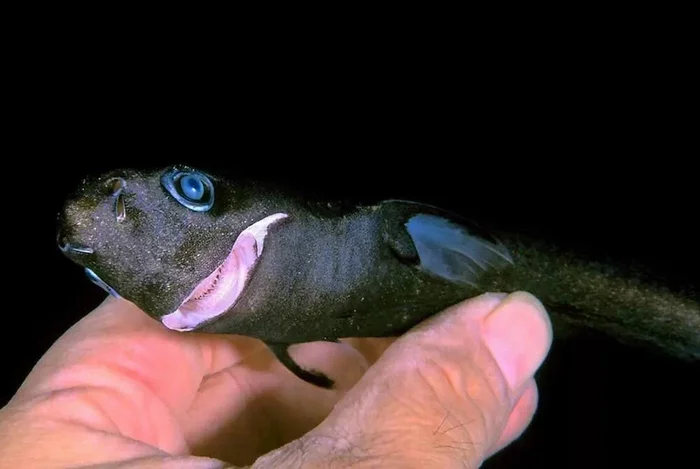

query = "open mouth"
[[161, 213, 288, 331]]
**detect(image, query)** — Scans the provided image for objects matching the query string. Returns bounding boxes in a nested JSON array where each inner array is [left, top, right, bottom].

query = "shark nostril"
[[106, 177, 127, 223], [106, 177, 126, 195], [115, 192, 126, 222]]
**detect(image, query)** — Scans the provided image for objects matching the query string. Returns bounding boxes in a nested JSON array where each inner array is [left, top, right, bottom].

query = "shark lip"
[[161, 213, 288, 331]]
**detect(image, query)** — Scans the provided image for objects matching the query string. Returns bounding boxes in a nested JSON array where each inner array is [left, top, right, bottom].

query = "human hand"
[[0, 291, 552, 468]]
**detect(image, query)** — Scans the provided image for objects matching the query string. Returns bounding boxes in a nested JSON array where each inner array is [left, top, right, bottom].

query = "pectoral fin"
[[405, 213, 514, 286], [266, 342, 335, 389], [380, 200, 515, 286]]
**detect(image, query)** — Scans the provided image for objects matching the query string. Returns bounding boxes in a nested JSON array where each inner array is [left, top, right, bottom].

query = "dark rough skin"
[[57, 165, 700, 388]]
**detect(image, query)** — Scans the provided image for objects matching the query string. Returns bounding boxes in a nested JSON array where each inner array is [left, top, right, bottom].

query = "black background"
[[3, 55, 698, 467]]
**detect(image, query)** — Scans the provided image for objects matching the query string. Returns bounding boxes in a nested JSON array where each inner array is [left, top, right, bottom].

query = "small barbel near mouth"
[[67, 245, 95, 254], [58, 236, 95, 254]]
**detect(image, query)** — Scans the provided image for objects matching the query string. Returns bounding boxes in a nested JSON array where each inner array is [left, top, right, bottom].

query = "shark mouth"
[[161, 213, 288, 331]]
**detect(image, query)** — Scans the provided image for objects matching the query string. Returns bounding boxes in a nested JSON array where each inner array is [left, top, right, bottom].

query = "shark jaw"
[[160, 213, 288, 331]]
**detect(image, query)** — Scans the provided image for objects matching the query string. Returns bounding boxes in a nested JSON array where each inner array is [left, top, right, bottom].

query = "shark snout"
[[56, 172, 132, 259], [56, 206, 96, 258]]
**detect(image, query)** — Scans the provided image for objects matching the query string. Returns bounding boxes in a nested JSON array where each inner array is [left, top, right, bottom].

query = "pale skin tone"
[[0, 291, 552, 468]]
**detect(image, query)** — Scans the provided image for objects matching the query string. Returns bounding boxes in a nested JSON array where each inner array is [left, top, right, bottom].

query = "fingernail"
[[482, 291, 552, 393]]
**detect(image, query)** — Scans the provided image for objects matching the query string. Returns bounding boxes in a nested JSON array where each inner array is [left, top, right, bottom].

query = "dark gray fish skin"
[[194, 201, 490, 342], [57, 165, 700, 388]]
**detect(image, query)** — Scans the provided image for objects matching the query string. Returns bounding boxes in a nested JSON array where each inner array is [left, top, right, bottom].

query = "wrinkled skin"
[[0, 292, 552, 468]]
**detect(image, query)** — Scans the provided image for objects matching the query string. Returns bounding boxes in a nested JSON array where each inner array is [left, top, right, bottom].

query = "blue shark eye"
[[180, 175, 204, 201], [161, 168, 214, 212]]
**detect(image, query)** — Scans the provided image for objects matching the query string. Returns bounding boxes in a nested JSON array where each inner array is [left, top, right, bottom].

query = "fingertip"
[[482, 291, 553, 393], [409, 292, 509, 336], [487, 378, 539, 458]]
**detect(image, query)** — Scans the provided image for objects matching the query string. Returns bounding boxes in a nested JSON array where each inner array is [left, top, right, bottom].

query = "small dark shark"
[[56, 164, 700, 388]]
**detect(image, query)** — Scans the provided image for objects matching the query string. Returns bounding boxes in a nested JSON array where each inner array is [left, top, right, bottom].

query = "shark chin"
[[161, 213, 288, 331]]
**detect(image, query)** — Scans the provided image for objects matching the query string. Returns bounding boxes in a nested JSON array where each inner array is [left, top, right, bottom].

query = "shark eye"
[[161, 168, 215, 211], [180, 175, 205, 200]]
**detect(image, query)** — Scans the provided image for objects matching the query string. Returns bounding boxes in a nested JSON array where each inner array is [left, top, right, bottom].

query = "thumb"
[[254, 292, 553, 468]]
